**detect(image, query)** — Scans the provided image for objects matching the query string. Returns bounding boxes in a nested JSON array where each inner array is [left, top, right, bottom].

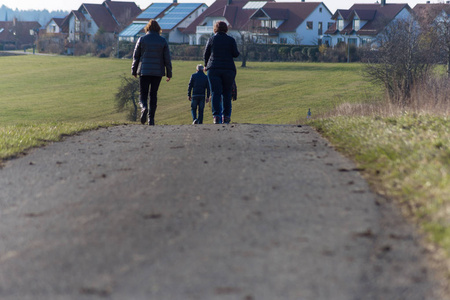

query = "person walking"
[[188, 64, 210, 124], [131, 19, 172, 126], [204, 21, 239, 124]]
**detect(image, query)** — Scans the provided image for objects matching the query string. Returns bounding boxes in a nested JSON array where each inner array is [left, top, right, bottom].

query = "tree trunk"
[[241, 55, 247, 68]]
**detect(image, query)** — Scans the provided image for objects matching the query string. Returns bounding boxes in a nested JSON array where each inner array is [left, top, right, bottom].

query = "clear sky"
[[0, 0, 437, 13]]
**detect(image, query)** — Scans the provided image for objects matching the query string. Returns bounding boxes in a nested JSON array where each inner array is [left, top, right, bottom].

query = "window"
[[348, 38, 357, 45], [361, 38, 372, 46], [261, 20, 277, 28], [318, 22, 322, 35], [75, 19, 81, 32], [306, 21, 313, 30], [87, 21, 92, 28], [328, 22, 334, 29], [319, 7, 322, 13], [337, 19, 344, 30], [353, 19, 360, 31], [280, 38, 287, 44], [337, 38, 343, 44]]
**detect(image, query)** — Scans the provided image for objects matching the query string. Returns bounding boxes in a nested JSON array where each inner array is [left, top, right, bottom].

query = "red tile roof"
[[52, 17, 66, 28], [0, 20, 41, 45], [184, 0, 262, 33], [82, 3, 118, 32], [104, 0, 142, 26]]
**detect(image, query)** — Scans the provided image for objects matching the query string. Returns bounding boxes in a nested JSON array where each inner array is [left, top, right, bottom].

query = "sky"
[[0, 0, 440, 13]]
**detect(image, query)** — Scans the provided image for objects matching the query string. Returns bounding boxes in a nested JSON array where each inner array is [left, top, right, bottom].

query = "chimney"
[[13, 17, 17, 26], [381, 0, 386, 6], [173, 0, 177, 3], [227, 0, 232, 5]]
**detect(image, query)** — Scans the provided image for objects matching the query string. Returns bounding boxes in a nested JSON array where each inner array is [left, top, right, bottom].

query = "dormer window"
[[353, 19, 360, 31], [337, 19, 344, 31]]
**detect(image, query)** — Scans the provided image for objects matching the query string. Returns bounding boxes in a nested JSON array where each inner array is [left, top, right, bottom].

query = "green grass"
[[311, 115, 450, 257], [0, 56, 377, 161]]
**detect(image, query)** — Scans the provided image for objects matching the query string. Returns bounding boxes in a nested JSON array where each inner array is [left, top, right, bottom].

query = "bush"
[[278, 47, 291, 60], [307, 47, 319, 62]]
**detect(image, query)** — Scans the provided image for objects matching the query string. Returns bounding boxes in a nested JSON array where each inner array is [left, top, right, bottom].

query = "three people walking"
[[132, 20, 239, 125]]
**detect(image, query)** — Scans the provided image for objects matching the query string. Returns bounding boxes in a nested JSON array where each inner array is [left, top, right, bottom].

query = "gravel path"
[[0, 124, 446, 300]]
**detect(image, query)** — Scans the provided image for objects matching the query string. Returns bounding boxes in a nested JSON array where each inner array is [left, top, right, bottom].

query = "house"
[[323, 0, 412, 48], [0, 18, 41, 50], [413, 2, 450, 26], [183, 0, 333, 46], [64, 0, 141, 43], [119, 1, 208, 43], [249, 1, 333, 45], [45, 17, 66, 34]]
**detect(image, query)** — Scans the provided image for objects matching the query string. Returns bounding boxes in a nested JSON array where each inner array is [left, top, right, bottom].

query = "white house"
[[323, 0, 412, 48], [183, 0, 333, 45], [65, 0, 141, 43], [45, 17, 65, 34]]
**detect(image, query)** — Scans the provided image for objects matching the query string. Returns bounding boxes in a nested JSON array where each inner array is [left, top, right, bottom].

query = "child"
[[188, 64, 210, 124]]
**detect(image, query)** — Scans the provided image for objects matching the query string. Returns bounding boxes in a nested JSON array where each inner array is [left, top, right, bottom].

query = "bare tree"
[[289, 32, 303, 45], [364, 18, 437, 106], [435, 10, 450, 77], [415, 4, 450, 78], [235, 29, 254, 68], [115, 75, 140, 121]]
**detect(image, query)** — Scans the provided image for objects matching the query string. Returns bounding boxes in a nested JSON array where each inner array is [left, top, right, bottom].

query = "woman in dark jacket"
[[204, 21, 240, 124], [132, 19, 172, 126]]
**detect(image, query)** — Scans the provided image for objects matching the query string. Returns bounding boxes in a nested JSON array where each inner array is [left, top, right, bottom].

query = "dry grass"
[[310, 74, 450, 274], [320, 75, 450, 119]]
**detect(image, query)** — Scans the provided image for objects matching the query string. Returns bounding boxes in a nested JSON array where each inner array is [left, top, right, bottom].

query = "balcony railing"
[[252, 27, 279, 36], [196, 26, 214, 34]]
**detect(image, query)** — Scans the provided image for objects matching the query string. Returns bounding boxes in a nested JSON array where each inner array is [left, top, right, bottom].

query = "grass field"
[[1, 55, 449, 270], [0, 55, 378, 126], [0, 55, 378, 160]]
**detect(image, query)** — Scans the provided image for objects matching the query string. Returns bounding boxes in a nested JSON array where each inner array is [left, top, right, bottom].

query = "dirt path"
[[0, 124, 446, 300]]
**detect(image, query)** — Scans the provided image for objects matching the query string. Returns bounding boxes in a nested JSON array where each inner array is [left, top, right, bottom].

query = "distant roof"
[[0, 20, 41, 45], [158, 3, 204, 30], [119, 22, 146, 37], [104, 0, 142, 26], [136, 2, 172, 21], [52, 17, 66, 27], [81, 3, 118, 32]]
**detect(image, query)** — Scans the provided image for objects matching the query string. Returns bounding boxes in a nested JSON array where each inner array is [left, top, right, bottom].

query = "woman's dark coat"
[[204, 32, 240, 71], [132, 32, 172, 78]]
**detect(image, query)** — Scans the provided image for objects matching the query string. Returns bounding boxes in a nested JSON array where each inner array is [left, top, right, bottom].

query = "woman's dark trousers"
[[139, 76, 162, 124], [207, 69, 236, 123]]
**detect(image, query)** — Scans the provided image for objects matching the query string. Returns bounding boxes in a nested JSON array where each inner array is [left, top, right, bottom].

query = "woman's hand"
[[166, 77, 171, 82]]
